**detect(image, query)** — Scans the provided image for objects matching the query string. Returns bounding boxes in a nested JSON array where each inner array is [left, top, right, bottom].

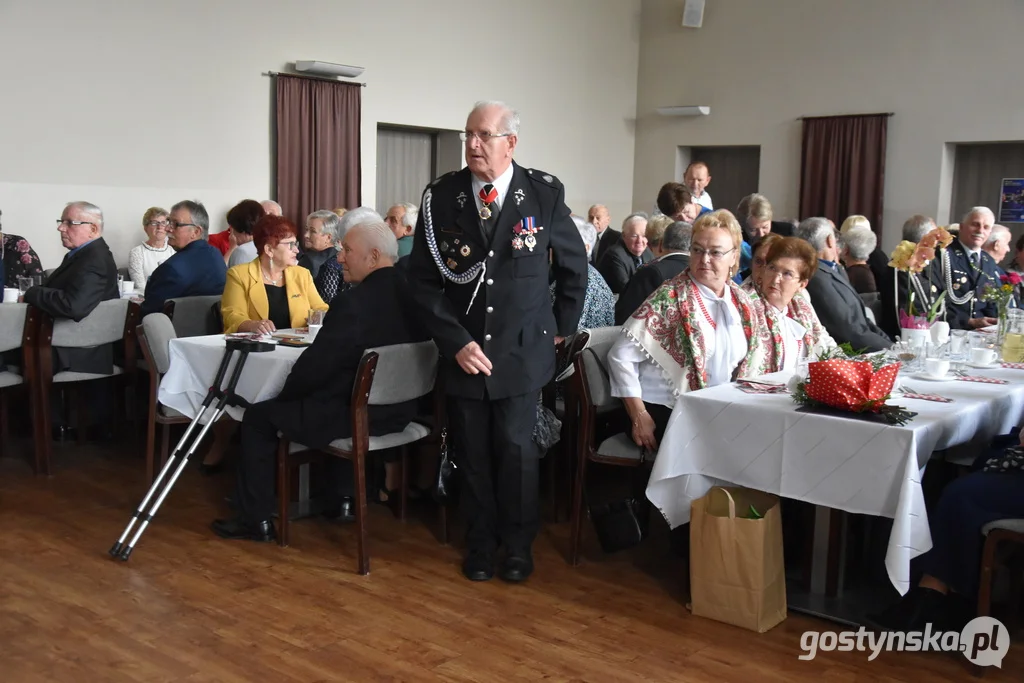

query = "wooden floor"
[[1, 436, 1021, 683]]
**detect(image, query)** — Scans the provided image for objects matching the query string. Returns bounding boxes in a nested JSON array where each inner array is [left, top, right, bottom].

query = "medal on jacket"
[[478, 184, 498, 220]]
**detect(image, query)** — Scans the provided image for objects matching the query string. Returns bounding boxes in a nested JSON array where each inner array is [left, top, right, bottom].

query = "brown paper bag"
[[689, 486, 787, 633]]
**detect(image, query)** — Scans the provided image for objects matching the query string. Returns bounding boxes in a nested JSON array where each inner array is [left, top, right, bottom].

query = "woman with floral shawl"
[[608, 210, 770, 452]]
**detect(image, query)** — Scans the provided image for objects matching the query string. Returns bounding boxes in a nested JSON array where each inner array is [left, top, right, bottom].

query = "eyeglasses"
[[765, 263, 801, 282], [460, 131, 513, 142], [56, 219, 95, 228], [167, 221, 198, 230], [691, 246, 736, 261], [279, 240, 300, 251], [147, 220, 170, 228]]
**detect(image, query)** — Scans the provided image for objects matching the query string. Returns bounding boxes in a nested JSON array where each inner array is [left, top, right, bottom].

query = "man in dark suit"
[[588, 204, 616, 265], [407, 101, 587, 583], [140, 200, 227, 318], [212, 221, 426, 541], [615, 221, 691, 324], [797, 217, 892, 352], [597, 213, 652, 294], [24, 201, 119, 373], [942, 207, 1000, 330]]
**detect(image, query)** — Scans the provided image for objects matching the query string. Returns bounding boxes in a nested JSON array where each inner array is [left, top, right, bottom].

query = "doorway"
[[677, 146, 761, 216]]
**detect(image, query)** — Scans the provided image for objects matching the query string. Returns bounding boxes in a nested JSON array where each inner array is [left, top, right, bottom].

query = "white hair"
[[621, 212, 648, 234], [471, 100, 520, 135], [66, 201, 104, 229], [796, 216, 834, 252], [260, 199, 282, 215], [571, 215, 597, 254], [901, 215, 935, 243], [842, 226, 877, 260], [396, 202, 418, 229], [306, 210, 343, 242], [986, 224, 1012, 247], [349, 220, 399, 263], [962, 206, 996, 224], [337, 206, 383, 244]]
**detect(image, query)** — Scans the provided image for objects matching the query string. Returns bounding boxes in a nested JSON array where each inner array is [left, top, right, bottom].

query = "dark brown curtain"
[[275, 75, 361, 225], [799, 113, 889, 237]]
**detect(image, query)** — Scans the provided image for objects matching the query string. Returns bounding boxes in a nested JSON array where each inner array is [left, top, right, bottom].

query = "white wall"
[[633, 0, 1024, 252], [0, 0, 640, 269]]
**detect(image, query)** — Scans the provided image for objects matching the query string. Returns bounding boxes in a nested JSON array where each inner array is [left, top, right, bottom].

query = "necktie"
[[707, 296, 736, 386], [970, 252, 980, 268], [479, 183, 499, 243]]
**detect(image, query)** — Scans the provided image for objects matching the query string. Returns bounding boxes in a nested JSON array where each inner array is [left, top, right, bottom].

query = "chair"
[[137, 313, 191, 482], [860, 292, 882, 325], [34, 299, 137, 475], [163, 295, 223, 338], [977, 518, 1024, 627], [568, 328, 652, 566], [276, 340, 440, 575], [0, 304, 41, 466]]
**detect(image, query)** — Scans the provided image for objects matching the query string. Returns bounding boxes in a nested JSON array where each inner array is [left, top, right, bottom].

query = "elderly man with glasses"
[[23, 201, 119, 373], [139, 200, 227, 318]]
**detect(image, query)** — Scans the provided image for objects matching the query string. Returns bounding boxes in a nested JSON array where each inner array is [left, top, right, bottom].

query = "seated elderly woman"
[[127, 207, 173, 293], [221, 215, 329, 334], [839, 226, 878, 294], [298, 210, 344, 303], [608, 210, 770, 451], [740, 237, 836, 373], [551, 216, 614, 330]]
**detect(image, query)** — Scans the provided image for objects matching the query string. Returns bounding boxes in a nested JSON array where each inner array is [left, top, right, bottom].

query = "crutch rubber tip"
[[108, 542, 123, 557], [118, 547, 134, 561]]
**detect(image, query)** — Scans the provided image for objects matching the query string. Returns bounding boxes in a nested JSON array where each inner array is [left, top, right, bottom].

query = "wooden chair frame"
[[136, 322, 190, 482], [0, 307, 42, 470]]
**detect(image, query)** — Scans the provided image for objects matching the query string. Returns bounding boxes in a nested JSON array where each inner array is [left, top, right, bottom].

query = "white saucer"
[[911, 372, 956, 382], [966, 360, 999, 370]]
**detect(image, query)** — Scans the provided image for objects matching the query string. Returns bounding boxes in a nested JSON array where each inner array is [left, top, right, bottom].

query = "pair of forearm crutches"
[[109, 338, 274, 561]]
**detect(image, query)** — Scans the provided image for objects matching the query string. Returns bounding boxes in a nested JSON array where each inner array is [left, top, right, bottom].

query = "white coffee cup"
[[121, 280, 135, 294], [924, 358, 950, 379], [971, 347, 997, 366], [2, 288, 19, 303]]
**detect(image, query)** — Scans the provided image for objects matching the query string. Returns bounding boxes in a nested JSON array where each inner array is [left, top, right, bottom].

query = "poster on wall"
[[999, 178, 1024, 222]]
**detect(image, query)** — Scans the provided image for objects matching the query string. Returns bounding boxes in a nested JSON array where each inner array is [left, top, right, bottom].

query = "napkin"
[[956, 375, 1009, 385], [736, 381, 789, 395], [1000, 362, 1024, 370], [902, 392, 953, 403]]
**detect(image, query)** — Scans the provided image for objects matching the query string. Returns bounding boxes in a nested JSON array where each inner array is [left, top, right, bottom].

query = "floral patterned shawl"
[[741, 281, 836, 371], [622, 269, 770, 394]]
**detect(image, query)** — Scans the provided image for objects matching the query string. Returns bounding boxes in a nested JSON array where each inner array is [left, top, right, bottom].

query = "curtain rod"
[[262, 71, 366, 87], [798, 112, 893, 121]]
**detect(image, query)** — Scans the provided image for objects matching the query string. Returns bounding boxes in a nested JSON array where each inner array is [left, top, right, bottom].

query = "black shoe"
[[866, 586, 947, 631], [210, 517, 276, 542], [462, 550, 495, 581], [499, 552, 534, 583], [322, 497, 356, 523]]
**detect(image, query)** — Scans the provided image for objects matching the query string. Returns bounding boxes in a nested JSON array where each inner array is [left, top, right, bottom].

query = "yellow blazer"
[[221, 258, 329, 333]]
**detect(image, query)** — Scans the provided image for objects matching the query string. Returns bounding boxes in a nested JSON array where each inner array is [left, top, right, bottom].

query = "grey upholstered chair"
[[163, 295, 223, 338], [137, 313, 190, 482], [276, 340, 439, 575], [35, 298, 137, 475], [0, 303, 42, 467]]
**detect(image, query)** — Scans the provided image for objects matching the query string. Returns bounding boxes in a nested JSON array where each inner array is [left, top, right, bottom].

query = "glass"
[[307, 310, 325, 339], [949, 329, 969, 371], [892, 340, 921, 373], [17, 276, 32, 300], [146, 220, 170, 228], [459, 131, 513, 142], [691, 246, 737, 261], [1001, 309, 1024, 362], [765, 263, 799, 282], [55, 219, 95, 227], [279, 240, 300, 251]]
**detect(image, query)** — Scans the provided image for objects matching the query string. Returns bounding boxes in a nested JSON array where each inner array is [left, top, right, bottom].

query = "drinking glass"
[[1001, 309, 1024, 363], [949, 329, 969, 371], [307, 310, 325, 339], [17, 276, 32, 301], [893, 341, 919, 373]]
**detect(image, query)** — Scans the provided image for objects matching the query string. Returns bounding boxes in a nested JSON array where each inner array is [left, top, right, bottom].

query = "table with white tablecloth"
[[645, 368, 1024, 596]]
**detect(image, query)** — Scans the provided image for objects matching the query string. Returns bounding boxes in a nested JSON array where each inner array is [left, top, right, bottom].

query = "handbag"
[[982, 445, 1024, 473], [433, 427, 459, 504], [588, 497, 646, 553], [532, 403, 562, 451]]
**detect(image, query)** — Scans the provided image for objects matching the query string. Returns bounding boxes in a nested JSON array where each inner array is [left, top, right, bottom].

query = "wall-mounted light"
[[294, 60, 365, 79], [656, 106, 711, 117]]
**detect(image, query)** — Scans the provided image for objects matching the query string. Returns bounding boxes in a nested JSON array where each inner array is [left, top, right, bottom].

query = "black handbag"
[[983, 446, 1024, 473], [433, 427, 458, 504], [588, 497, 646, 554]]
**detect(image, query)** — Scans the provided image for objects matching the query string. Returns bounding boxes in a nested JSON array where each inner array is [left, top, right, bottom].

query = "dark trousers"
[[236, 398, 353, 524], [917, 434, 1024, 597], [448, 391, 540, 554]]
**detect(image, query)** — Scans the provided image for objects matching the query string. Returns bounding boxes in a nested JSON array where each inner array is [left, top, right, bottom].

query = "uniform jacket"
[[406, 162, 587, 400], [942, 240, 1000, 329]]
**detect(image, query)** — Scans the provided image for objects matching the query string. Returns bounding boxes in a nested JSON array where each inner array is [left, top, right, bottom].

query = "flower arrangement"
[[980, 272, 1022, 340], [790, 354, 914, 426], [888, 226, 953, 331]]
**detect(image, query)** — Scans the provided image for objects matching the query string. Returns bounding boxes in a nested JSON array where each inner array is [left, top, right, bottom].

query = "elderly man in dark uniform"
[[941, 207, 1001, 330], [407, 101, 587, 583]]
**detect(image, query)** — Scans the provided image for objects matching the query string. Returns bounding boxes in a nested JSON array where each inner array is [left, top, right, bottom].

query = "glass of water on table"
[[307, 310, 325, 340]]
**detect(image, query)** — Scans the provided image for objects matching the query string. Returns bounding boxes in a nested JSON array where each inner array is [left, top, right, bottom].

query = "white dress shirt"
[[770, 303, 808, 374], [695, 191, 713, 210], [693, 281, 747, 386], [471, 163, 515, 215]]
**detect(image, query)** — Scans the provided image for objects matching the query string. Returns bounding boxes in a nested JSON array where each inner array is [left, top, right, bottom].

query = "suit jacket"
[[275, 266, 427, 447], [406, 162, 588, 400], [803, 261, 892, 352], [593, 227, 618, 266], [24, 237, 119, 373], [597, 240, 654, 294], [221, 260, 329, 333], [614, 252, 689, 324], [943, 240, 1000, 330], [140, 240, 226, 318], [845, 263, 877, 294]]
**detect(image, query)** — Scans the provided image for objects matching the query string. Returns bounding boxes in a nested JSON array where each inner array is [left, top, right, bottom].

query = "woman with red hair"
[[221, 215, 328, 334]]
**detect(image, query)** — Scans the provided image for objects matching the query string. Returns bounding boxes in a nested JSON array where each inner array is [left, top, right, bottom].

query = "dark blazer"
[[769, 220, 794, 237], [804, 261, 892, 352], [614, 252, 689, 325], [406, 162, 588, 400], [275, 266, 426, 447], [597, 240, 654, 294], [140, 240, 226, 318], [845, 263, 877, 294], [943, 240, 1000, 330], [593, 227, 618, 266], [867, 247, 889, 288], [24, 237, 119, 373]]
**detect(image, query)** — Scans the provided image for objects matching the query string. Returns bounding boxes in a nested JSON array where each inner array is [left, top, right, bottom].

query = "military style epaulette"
[[428, 170, 458, 188], [526, 168, 558, 186]]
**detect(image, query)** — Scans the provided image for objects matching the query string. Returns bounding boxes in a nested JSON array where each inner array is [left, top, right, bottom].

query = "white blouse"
[[769, 303, 808, 374], [128, 242, 173, 293]]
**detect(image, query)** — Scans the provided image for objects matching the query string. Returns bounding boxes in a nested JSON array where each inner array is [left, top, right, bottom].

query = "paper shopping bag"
[[689, 486, 787, 633]]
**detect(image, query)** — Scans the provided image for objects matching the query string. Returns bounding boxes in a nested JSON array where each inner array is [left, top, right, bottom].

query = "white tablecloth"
[[158, 334, 305, 421], [646, 368, 1024, 595]]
